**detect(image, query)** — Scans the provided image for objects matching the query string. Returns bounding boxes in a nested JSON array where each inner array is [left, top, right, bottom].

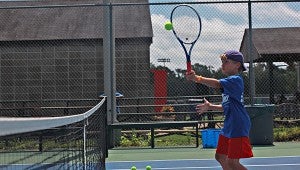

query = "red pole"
[[152, 69, 167, 112]]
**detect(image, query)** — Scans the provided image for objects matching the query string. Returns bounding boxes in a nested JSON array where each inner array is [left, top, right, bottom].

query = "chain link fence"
[[0, 0, 299, 148], [116, 0, 300, 146]]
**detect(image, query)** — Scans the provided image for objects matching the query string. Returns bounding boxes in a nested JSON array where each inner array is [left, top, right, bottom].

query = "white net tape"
[[0, 97, 106, 136]]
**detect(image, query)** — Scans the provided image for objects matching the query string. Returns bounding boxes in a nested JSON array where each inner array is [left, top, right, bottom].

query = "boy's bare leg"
[[227, 158, 247, 170], [215, 153, 230, 170]]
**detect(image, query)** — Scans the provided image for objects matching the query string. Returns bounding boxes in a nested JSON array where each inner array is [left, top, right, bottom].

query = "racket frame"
[[170, 4, 202, 72]]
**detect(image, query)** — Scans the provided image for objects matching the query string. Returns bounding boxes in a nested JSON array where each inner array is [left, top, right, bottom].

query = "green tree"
[[150, 62, 297, 99]]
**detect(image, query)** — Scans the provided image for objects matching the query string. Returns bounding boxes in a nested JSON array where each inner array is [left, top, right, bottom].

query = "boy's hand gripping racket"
[[170, 5, 202, 73]]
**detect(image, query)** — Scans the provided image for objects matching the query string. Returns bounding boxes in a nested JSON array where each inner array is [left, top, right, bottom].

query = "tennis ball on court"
[[131, 166, 137, 170], [164, 21, 173, 30], [146, 165, 152, 170]]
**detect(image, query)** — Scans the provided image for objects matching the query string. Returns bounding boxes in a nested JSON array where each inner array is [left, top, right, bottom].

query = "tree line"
[[151, 62, 297, 101]]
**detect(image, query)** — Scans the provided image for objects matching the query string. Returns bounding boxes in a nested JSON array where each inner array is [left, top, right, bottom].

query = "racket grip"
[[187, 61, 192, 73]]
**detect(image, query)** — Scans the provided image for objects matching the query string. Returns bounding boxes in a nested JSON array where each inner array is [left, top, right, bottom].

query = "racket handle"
[[187, 61, 192, 73]]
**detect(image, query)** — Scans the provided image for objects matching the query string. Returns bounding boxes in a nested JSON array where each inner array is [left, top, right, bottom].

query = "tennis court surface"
[[106, 142, 300, 170]]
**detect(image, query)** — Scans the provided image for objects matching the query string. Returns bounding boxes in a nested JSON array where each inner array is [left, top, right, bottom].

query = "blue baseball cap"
[[223, 50, 246, 71]]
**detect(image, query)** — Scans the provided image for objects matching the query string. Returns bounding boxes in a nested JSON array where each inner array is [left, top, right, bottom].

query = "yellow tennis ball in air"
[[164, 21, 173, 30], [146, 165, 152, 170], [131, 166, 137, 170]]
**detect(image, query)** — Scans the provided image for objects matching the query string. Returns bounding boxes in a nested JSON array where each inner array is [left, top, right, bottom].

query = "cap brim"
[[242, 64, 247, 71]]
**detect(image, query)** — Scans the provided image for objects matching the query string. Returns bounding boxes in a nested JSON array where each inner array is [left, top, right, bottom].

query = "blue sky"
[[148, 0, 300, 70]]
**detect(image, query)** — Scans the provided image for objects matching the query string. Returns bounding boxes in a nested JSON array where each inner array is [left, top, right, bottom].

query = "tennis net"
[[0, 98, 107, 170]]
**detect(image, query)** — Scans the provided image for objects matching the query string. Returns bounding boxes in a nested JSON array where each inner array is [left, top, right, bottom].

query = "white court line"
[[110, 164, 300, 170], [107, 158, 213, 163], [246, 163, 300, 167], [107, 155, 300, 163], [107, 156, 300, 170], [109, 167, 221, 170], [247, 155, 300, 159]]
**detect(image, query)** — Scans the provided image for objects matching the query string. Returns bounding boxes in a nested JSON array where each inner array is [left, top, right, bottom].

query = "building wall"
[[0, 38, 152, 101], [116, 38, 153, 97]]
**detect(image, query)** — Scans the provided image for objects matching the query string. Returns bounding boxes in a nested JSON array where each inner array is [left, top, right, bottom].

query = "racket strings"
[[171, 6, 201, 44]]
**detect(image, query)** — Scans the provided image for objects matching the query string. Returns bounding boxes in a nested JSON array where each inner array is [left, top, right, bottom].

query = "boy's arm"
[[208, 103, 223, 112], [196, 98, 223, 113], [185, 71, 222, 89], [194, 76, 222, 89]]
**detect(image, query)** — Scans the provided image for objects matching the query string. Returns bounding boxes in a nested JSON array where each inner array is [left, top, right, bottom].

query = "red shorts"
[[216, 134, 253, 159]]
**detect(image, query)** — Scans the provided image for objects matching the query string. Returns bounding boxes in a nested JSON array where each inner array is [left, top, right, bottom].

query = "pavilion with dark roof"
[[240, 27, 300, 103]]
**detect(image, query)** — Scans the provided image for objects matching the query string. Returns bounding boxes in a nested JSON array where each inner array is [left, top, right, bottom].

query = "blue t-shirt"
[[219, 75, 251, 138]]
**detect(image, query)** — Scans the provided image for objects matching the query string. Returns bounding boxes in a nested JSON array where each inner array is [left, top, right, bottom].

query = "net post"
[[83, 118, 88, 170]]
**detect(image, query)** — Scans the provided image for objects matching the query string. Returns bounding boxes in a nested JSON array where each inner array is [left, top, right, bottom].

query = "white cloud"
[[213, 2, 248, 19], [150, 2, 299, 71], [252, 3, 300, 27], [150, 14, 246, 71], [202, 1, 300, 27]]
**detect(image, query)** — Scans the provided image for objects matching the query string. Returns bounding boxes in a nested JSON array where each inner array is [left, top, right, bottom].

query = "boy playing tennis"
[[186, 50, 253, 170]]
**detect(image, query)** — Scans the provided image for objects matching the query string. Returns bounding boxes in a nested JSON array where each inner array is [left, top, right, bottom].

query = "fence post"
[[248, 0, 255, 105]]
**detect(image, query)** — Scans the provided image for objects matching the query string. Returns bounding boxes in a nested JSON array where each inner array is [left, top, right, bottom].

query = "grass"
[[120, 133, 150, 147], [119, 130, 199, 148], [274, 126, 300, 141], [155, 133, 196, 147], [0, 138, 85, 151], [3, 127, 297, 149], [119, 126, 300, 147]]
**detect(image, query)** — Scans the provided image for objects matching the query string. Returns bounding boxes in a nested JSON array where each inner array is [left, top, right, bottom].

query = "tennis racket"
[[170, 5, 202, 73]]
